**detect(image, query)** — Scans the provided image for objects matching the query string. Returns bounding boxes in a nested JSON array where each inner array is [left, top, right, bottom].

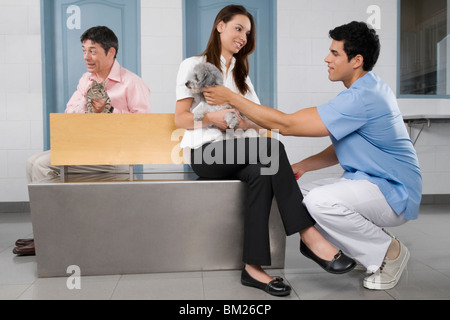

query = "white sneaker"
[[363, 240, 410, 290]]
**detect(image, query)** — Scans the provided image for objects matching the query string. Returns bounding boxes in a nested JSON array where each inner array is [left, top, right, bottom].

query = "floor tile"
[[17, 275, 120, 300], [1, 205, 450, 300], [384, 258, 450, 300], [0, 248, 37, 285], [112, 273, 204, 300], [285, 270, 394, 300], [0, 285, 30, 300]]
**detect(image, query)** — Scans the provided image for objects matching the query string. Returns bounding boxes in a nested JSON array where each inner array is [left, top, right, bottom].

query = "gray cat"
[[86, 80, 112, 113]]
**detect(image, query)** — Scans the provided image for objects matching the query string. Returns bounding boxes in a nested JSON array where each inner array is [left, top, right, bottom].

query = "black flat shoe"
[[241, 268, 291, 297], [300, 240, 356, 274]]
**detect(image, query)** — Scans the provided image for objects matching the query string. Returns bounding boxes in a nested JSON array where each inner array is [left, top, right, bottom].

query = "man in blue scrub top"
[[203, 21, 422, 290]]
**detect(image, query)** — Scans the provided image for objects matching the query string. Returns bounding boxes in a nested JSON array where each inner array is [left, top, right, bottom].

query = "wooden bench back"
[[50, 113, 185, 166]]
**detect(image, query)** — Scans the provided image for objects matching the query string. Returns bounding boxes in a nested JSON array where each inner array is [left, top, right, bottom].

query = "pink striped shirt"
[[65, 60, 151, 113]]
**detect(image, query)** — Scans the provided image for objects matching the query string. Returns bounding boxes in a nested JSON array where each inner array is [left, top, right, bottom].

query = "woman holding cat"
[[175, 5, 355, 297]]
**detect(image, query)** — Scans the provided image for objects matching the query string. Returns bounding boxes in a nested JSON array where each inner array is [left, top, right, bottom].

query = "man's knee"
[[303, 188, 322, 215], [28, 151, 58, 182], [303, 187, 344, 222]]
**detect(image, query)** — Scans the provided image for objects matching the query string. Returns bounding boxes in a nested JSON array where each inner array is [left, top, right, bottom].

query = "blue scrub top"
[[317, 72, 422, 220]]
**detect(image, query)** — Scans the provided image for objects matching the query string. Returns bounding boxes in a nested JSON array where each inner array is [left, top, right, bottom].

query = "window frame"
[[397, 0, 450, 99]]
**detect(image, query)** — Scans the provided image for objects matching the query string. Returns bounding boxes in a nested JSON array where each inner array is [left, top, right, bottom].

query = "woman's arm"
[[203, 86, 330, 137], [291, 145, 339, 178], [174, 98, 197, 129]]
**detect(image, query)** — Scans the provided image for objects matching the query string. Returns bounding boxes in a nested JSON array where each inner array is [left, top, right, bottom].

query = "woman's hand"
[[206, 109, 237, 131], [208, 109, 257, 131], [203, 86, 234, 106], [203, 86, 263, 132]]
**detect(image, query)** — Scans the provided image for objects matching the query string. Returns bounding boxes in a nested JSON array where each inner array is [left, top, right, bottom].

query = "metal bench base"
[[29, 173, 286, 277]]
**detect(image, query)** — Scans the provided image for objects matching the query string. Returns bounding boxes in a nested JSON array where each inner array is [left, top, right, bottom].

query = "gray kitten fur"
[[185, 62, 239, 129]]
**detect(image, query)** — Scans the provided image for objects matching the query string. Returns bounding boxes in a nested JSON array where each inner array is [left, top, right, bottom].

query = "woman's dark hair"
[[329, 21, 380, 71], [202, 5, 256, 95], [81, 26, 119, 59]]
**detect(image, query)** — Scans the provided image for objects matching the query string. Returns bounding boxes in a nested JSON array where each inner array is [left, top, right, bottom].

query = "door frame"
[[40, 0, 142, 150], [182, 0, 277, 109]]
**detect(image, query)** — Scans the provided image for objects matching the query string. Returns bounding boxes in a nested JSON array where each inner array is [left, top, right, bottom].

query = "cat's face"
[[89, 81, 106, 96], [82, 39, 115, 77]]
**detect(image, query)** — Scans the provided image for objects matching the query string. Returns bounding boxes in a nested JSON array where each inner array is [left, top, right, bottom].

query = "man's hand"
[[291, 162, 307, 180], [91, 98, 107, 113], [203, 86, 233, 106]]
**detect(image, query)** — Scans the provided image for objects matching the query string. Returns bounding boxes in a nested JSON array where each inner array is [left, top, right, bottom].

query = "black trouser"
[[190, 138, 315, 266]]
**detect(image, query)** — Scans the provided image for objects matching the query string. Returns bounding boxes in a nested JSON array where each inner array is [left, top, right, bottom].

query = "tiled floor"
[[1, 204, 450, 300]]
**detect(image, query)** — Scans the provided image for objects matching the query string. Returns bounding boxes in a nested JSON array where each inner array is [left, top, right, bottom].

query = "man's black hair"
[[329, 21, 380, 71], [81, 26, 119, 59]]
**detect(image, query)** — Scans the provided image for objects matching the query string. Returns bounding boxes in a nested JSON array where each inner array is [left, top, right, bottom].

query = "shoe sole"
[[363, 247, 410, 290], [12, 248, 36, 256], [13, 252, 36, 256], [241, 279, 291, 297]]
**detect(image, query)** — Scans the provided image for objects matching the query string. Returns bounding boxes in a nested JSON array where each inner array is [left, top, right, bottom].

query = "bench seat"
[[30, 114, 286, 277], [28, 172, 286, 277]]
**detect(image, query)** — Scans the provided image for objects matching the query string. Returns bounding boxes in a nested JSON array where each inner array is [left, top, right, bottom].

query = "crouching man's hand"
[[203, 86, 233, 106]]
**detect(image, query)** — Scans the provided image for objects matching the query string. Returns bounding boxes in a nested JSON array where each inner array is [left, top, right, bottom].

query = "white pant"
[[302, 178, 407, 273], [26, 150, 128, 183]]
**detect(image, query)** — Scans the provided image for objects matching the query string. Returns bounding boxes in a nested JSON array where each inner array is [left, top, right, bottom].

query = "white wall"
[[277, 0, 398, 184], [140, 0, 183, 113], [0, 0, 449, 203], [0, 0, 43, 202], [277, 0, 450, 194]]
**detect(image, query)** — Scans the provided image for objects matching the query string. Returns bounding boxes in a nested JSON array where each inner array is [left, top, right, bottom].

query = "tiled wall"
[[410, 123, 450, 195], [0, 0, 43, 202], [277, 0, 398, 184], [277, 0, 450, 194], [0, 0, 449, 203], [140, 0, 183, 113]]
